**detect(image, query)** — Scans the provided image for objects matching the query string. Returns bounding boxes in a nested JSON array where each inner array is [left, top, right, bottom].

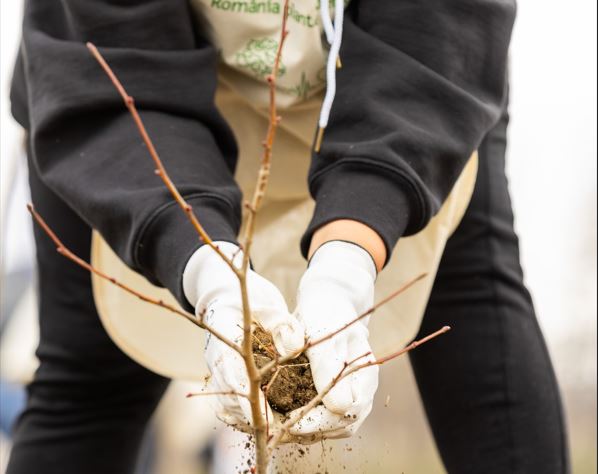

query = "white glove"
[[289, 241, 379, 441], [183, 241, 304, 431]]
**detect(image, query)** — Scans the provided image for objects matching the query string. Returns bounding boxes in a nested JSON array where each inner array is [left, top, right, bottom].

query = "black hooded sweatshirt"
[[10, 0, 516, 312]]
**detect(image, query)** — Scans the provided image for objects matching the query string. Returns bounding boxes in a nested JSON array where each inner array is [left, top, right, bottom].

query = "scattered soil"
[[252, 327, 318, 414]]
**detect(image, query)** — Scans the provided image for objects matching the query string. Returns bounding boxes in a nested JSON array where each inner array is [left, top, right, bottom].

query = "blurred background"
[[1, 0, 596, 473]]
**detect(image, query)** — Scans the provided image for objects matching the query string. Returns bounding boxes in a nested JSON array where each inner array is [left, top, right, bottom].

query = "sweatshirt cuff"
[[300, 163, 413, 266], [135, 194, 240, 313]]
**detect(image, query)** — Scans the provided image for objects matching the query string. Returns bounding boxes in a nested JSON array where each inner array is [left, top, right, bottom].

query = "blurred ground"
[[1, 0, 596, 473]]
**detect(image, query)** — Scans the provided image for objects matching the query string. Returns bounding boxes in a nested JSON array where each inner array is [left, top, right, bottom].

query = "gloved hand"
[[183, 241, 304, 432], [288, 241, 379, 441]]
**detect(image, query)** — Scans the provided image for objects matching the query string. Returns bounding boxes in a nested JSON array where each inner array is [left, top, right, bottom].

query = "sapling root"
[[252, 327, 318, 414]]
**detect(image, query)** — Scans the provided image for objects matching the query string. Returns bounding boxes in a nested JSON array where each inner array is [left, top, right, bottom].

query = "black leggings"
[[7, 109, 569, 473], [409, 107, 570, 473]]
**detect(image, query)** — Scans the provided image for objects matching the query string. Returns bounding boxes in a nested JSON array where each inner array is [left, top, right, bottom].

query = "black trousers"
[[409, 107, 570, 473], [7, 108, 569, 473]]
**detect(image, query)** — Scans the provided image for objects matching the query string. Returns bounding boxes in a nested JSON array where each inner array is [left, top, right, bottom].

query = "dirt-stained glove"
[[289, 241, 379, 441], [183, 241, 304, 432]]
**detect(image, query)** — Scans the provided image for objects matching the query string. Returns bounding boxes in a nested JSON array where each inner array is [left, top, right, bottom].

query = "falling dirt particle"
[[384, 394, 391, 407]]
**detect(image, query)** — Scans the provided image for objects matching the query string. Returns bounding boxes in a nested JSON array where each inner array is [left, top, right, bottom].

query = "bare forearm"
[[308, 219, 386, 272]]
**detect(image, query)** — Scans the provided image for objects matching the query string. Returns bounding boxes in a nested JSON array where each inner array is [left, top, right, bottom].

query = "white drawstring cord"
[[315, 0, 345, 152], [320, 0, 335, 45]]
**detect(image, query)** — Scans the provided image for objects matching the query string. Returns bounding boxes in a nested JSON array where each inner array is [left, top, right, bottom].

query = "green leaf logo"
[[235, 38, 287, 79]]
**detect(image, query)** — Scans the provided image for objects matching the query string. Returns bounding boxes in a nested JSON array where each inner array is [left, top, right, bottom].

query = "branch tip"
[[86, 42, 240, 272]]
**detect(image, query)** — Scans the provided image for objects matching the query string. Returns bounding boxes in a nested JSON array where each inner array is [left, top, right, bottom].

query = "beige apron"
[[91, 3, 477, 380]]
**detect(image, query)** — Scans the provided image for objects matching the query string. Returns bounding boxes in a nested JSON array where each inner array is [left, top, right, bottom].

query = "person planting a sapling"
[[7, 0, 570, 473]]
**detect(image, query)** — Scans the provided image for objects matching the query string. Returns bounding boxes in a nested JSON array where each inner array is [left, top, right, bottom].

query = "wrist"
[[308, 240, 377, 284], [308, 220, 386, 272]]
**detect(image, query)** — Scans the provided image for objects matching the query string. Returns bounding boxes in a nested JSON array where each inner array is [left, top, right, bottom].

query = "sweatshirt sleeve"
[[11, 0, 241, 312], [301, 0, 516, 261]]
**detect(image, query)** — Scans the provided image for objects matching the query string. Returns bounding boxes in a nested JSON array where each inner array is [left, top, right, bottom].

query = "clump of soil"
[[252, 326, 318, 414]]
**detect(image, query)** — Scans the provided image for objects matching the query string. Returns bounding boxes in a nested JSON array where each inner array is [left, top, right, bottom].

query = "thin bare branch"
[[259, 273, 428, 377], [86, 42, 238, 275], [263, 366, 282, 439], [269, 326, 451, 450], [352, 326, 451, 369], [27, 203, 242, 354], [306, 273, 428, 350], [240, 0, 290, 265], [186, 390, 250, 400]]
